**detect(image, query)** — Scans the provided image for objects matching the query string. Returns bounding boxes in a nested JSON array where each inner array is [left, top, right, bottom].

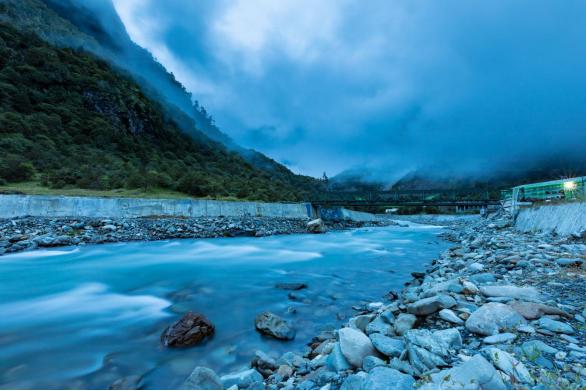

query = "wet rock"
[[483, 348, 534, 385], [394, 313, 417, 336], [307, 219, 326, 234], [537, 317, 574, 334], [366, 316, 392, 335], [255, 312, 295, 340], [422, 354, 506, 389], [370, 334, 404, 358], [183, 367, 224, 390], [465, 302, 526, 336], [161, 312, 215, 347], [406, 294, 456, 316], [252, 350, 278, 377], [338, 327, 377, 368], [220, 368, 264, 390], [479, 285, 542, 301], [275, 283, 307, 290]]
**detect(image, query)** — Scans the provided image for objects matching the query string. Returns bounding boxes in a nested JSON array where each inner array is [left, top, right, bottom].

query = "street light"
[[563, 181, 577, 190]]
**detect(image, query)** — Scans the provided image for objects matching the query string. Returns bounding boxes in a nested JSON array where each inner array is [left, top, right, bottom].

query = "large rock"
[[439, 309, 464, 325], [422, 354, 506, 389], [406, 294, 456, 316], [307, 219, 326, 234], [252, 350, 278, 377], [183, 367, 223, 390], [480, 285, 542, 301], [509, 301, 571, 320], [338, 327, 377, 368], [326, 342, 352, 372], [370, 334, 404, 358], [465, 303, 526, 336], [255, 312, 295, 340], [220, 368, 264, 390], [484, 348, 534, 385], [161, 312, 215, 347], [362, 367, 415, 389]]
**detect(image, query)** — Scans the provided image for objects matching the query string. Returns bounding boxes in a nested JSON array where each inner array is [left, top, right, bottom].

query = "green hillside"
[[0, 23, 315, 201]]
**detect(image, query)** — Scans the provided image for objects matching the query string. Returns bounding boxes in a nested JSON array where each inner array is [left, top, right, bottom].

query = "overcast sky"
[[112, 0, 586, 179]]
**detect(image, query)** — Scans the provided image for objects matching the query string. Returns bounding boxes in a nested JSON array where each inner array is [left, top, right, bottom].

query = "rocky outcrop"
[[161, 312, 214, 348], [306, 218, 326, 234]]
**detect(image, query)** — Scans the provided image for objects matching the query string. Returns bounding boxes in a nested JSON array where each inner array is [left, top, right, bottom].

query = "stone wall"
[[515, 201, 586, 236], [0, 195, 312, 219]]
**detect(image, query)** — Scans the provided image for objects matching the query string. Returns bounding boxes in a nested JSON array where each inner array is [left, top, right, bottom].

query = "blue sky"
[[112, 0, 586, 179]]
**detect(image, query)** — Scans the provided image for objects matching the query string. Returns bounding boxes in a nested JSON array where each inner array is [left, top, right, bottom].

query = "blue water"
[[0, 225, 447, 389]]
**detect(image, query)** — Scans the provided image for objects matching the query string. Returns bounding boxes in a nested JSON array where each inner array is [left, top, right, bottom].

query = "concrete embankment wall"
[[320, 207, 382, 222], [0, 194, 312, 219], [515, 202, 586, 236]]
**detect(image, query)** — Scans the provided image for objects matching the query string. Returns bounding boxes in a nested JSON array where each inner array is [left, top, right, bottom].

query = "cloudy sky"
[[112, 0, 586, 179]]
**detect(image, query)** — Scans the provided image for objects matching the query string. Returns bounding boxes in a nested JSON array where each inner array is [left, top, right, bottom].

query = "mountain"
[[0, 0, 321, 200]]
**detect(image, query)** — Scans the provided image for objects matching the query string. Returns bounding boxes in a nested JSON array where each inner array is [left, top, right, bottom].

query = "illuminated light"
[[563, 181, 577, 190]]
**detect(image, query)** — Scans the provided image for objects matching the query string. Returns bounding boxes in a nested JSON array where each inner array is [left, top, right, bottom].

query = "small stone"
[[484, 348, 534, 385], [362, 355, 386, 372], [480, 285, 542, 301], [362, 367, 415, 390], [538, 317, 574, 334], [517, 325, 536, 334], [483, 332, 517, 344], [468, 262, 484, 272], [220, 369, 264, 390], [439, 309, 464, 325], [406, 294, 456, 316], [275, 283, 307, 290], [394, 313, 417, 336]]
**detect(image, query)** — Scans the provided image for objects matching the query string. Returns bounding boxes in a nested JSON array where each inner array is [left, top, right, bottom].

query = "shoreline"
[[0, 215, 394, 256], [186, 210, 586, 390]]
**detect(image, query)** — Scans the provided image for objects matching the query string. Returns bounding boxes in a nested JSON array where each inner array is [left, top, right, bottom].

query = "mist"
[[53, 0, 586, 182]]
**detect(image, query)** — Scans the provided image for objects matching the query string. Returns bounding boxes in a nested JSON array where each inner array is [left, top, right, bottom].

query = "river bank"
[[185, 210, 586, 390], [0, 216, 394, 256]]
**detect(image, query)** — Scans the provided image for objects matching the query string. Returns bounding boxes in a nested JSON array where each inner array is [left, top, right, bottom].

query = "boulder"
[[484, 348, 534, 385], [509, 301, 571, 320], [479, 285, 542, 301], [406, 294, 456, 316], [362, 367, 415, 390], [161, 312, 214, 347], [338, 327, 377, 368], [362, 356, 386, 372], [394, 313, 417, 336], [252, 350, 278, 377], [366, 316, 392, 335], [404, 328, 462, 373], [465, 303, 526, 336], [255, 312, 295, 340], [537, 317, 574, 334], [422, 354, 506, 389], [307, 219, 326, 234], [348, 314, 374, 333], [183, 367, 223, 390], [370, 334, 404, 358], [220, 369, 264, 390]]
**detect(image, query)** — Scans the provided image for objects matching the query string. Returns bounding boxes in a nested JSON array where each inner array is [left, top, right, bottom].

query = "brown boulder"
[[161, 312, 214, 347]]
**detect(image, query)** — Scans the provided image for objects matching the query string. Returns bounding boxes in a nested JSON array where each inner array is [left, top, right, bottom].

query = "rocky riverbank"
[[183, 210, 586, 390], [0, 216, 392, 256]]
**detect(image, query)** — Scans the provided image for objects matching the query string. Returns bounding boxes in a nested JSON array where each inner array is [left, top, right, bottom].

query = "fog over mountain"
[[96, 1, 586, 180]]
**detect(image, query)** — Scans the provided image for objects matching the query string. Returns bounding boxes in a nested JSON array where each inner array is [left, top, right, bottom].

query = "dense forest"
[[0, 23, 319, 201]]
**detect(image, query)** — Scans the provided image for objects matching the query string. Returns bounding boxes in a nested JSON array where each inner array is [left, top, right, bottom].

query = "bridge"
[[309, 189, 501, 209]]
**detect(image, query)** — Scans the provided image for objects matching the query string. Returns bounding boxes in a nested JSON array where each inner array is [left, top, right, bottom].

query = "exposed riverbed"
[[0, 225, 448, 389]]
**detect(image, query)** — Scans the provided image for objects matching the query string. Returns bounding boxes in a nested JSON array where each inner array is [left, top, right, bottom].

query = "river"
[[0, 224, 448, 389]]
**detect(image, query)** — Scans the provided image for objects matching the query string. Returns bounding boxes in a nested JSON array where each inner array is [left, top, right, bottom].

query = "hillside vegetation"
[[0, 23, 317, 201]]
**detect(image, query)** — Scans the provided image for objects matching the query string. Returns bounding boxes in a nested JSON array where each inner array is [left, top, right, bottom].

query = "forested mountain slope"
[[0, 23, 317, 201]]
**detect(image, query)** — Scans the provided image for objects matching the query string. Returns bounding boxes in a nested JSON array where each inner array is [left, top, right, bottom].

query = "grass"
[[0, 181, 209, 200]]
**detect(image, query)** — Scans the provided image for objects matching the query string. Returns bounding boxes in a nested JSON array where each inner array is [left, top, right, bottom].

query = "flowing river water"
[[0, 224, 448, 389]]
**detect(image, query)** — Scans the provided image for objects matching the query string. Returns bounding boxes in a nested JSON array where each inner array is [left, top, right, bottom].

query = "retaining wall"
[[320, 207, 382, 222], [515, 202, 586, 236], [0, 195, 312, 219]]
